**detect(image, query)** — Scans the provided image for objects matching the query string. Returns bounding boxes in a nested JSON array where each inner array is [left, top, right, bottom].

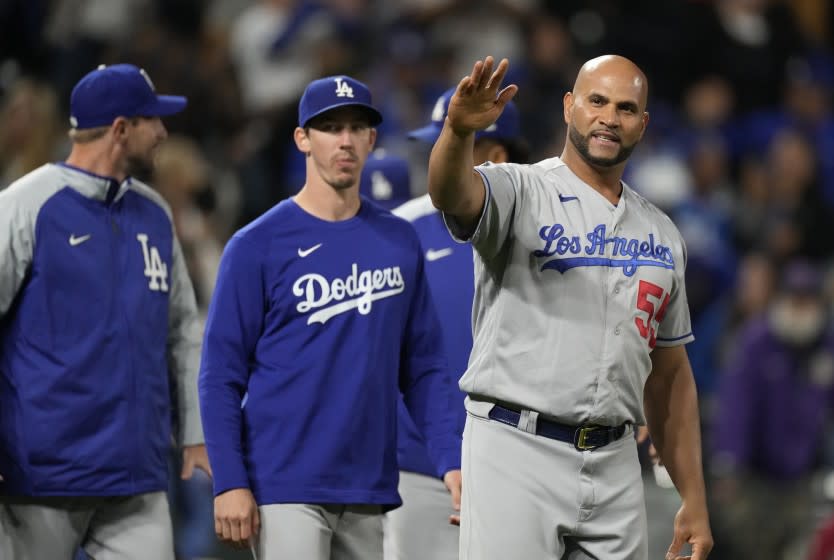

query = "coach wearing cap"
[[0, 63, 209, 560]]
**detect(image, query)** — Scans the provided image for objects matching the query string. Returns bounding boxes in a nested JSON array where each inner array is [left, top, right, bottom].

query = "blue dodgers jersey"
[[199, 197, 460, 506], [393, 195, 471, 478]]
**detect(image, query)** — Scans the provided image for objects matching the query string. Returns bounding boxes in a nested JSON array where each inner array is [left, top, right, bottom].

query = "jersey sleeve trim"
[[655, 332, 695, 346]]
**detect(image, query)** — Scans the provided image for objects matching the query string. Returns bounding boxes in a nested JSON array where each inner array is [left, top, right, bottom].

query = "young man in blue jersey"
[[384, 87, 528, 560], [0, 64, 210, 560], [199, 75, 462, 560]]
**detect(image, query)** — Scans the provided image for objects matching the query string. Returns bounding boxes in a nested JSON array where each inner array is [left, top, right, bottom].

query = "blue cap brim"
[[407, 123, 443, 143], [145, 95, 188, 117], [301, 102, 383, 127]]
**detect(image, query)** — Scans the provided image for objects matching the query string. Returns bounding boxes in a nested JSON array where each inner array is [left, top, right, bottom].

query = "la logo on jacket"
[[136, 233, 168, 292]]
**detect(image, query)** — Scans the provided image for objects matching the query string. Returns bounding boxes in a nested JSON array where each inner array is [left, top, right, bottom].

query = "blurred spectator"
[[0, 78, 64, 189], [116, 1, 245, 146], [394, 0, 533, 85], [152, 135, 224, 312], [713, 252, 778, 367], [737, 50, 834, 207], [229, 0, 340, 117], [516, 11, 576, 161], [43, 0, 153, 102], [762, 129, 834, 262], [0, 0, 50, 77], [671, 134, 738, 397], [684, 0, 808, 115], [711, 259, 834, 560]]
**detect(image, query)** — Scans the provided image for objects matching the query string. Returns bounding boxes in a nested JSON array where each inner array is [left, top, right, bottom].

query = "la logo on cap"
[[334, 77, 354, 98], [431, 95, 446, 122], [139, 68, 156, 92]]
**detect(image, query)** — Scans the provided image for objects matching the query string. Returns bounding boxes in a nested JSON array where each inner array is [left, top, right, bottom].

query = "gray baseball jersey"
[[446, 156, 693, 427]]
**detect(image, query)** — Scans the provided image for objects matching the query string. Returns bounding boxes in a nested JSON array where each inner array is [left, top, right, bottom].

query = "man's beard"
[[126, 153, 154, 182], [327, 175, 355, 191], [568, 124, 634, 167]]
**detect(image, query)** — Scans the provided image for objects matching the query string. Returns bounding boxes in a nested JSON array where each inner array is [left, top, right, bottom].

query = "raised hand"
[[446, 56, 518, 137]]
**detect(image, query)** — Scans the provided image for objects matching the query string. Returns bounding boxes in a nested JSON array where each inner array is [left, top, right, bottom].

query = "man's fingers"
[[240, 516, 252, 543], [449, 484, 461, 511], [486, 58, 510, 91], [215, 516, 223, 538], [665, 533, 685, 560], [252, 507, 261, 536], [221, 519, 232, 542], [468, 60, 485, 92], [180, 459, 194, 480], [477, 56, 495, 89], [689, 539, 711, 560], [230, 518, 242, 544], [449, 513, 461, 526], [496, 85, 518, 107]]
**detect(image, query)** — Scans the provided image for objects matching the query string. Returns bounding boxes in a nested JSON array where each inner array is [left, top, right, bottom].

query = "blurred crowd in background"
[[4, 0, 834, 558]]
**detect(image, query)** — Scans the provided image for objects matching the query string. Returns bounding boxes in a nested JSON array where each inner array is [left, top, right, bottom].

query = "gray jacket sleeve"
[[0, 169, 58, 317], [168, 233, 205, 446]]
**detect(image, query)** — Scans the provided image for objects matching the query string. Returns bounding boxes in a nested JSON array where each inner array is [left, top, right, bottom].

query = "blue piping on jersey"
[[540, 257, 675, 277], [657, 332, 693, 342]]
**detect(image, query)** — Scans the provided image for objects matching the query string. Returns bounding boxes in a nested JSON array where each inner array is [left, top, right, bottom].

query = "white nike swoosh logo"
[[298, 243, 323, 258], [425, 248, 453, 262], [69, 234, 92, 246]]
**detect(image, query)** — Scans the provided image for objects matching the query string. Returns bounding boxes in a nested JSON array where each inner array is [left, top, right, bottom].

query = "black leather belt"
[[488, 403, 628, 451]]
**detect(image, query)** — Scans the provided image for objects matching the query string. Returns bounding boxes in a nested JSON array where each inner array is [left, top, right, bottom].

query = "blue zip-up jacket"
[[393, 194, 471, 478], [199, 197, 461, 507], [0, 163, 203, 496]]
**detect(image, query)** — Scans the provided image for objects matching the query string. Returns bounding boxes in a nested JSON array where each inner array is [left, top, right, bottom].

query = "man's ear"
[[563, 91, 573, 125], [486, 143, 509, 164], [294, 126, 310, 154], [111, 117, 129, 143]]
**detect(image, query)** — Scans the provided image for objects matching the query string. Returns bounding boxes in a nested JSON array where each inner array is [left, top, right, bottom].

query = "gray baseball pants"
[[383, 470, 458, 560], [460, 409, 647, 560], [256, 503, 384, 560], [0, 491, 173, 560]]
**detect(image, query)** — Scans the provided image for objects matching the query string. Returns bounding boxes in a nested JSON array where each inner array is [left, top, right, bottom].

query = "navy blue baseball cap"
[[298, 75, 383, 128], [408, 87, 520, 144], [70, 64, 187, 129], [359, 150, 411, 210]]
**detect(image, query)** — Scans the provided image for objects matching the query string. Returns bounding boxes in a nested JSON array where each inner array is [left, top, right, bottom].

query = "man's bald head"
[[573, 55, 649, 110]]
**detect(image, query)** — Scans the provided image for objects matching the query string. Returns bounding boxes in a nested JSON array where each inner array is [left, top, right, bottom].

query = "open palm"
[[446, 56, 518, 136]]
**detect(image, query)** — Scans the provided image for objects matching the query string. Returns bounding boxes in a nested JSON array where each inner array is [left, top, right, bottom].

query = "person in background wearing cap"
[[198, 75, 461, 560], [383, 86, 528, 560], [711, 258, 834, 559], [359, 149, 413, 211], [0, 63, 209, 560]]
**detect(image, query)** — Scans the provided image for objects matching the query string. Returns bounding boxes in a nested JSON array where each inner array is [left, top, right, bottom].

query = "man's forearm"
[[427, 121, 479, 216], [645, 362, 708, 505]]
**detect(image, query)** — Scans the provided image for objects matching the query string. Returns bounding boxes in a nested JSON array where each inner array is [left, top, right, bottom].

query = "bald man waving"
[[427, 55, 713, 560]]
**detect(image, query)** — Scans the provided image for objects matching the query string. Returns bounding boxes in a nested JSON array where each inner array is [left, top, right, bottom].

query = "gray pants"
[[383, 471, 458, 560], [460, 411, 647, 560], [0, 491, 174, 560], [257, 503, 384, 560]]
